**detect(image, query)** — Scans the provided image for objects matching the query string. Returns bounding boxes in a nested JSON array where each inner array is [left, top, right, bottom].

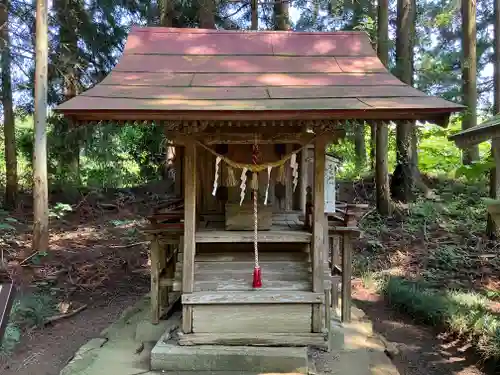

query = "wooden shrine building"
[[449, 115, 500, 226], [56, 27, 463, 348]]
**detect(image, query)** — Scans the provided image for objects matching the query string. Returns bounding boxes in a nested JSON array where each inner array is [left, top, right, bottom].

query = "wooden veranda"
[[56, 27, 463, 349]]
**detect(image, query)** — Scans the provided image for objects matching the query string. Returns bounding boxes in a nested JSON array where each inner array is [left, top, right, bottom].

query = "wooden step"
[[164, 279, 311, 292], [182, 291, 324, 305], [177, 332, 327, 348], [196, 230, 311, 243]]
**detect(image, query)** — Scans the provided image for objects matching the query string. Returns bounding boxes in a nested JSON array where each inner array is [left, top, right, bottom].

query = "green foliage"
[[49, 202, 73, 219], [421, 245, 472, 286], [1, 118, 169, 191], [0, 292, 56, 355], [383, 277, 500, 361]]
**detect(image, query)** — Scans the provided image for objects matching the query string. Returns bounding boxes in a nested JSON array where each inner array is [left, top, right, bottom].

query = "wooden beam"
[[182, 140, 196, 333], [60, 108, 459, 124], [182, 291, 324, 305], [196, 132, 317, 145], [312, 137, 326, 332]]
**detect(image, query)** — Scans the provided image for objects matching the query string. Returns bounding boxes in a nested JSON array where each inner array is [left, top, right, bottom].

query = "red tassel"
[[252, 266, 262, 288]]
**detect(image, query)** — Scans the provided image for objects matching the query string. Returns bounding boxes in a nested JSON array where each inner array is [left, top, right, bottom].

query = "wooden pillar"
[[331, 234, 340, 310], [375, 122, 391, 215], [182, 141, 196, 333], [493, 138, 500, 198], [150, 235, 161, 324], [341, 231, 352, 323], [299, 148, 308, 215], [312, 138, 326, 332], [488, 138, 500, 237]]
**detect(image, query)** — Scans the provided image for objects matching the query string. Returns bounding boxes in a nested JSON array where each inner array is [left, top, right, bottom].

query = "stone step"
[[151, 341, 308, 372], [146, 372, 297, 375]]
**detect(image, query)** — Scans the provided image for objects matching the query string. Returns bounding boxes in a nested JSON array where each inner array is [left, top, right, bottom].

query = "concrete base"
[[58, 296, 400, 375], [151, 340, 308, 373], [135, 311, 181, 343]]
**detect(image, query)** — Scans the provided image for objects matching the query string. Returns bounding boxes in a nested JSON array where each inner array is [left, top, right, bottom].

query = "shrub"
[[383, 277, 500, 362]]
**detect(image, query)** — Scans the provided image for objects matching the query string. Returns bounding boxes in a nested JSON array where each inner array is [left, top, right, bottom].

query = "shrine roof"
[[56, 27, 463, 124], [449, 115, 500, 148]]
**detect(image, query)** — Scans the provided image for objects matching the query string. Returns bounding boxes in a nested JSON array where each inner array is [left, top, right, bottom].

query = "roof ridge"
[[130, 26, 369, 36]]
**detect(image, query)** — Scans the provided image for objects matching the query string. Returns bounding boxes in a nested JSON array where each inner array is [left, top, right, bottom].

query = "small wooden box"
[[225, 203, 273, 231]]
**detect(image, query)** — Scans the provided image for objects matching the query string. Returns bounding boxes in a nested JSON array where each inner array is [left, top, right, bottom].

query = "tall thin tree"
[[351, 3, 366, 171], [273, 0, 289, 30], [160, 0, 173, 26], [0, 0, 17, 209], [487, 0, 500, 238], [159, 0, 175, 181], [198, 0, 215, 28], [375, 0, 391, 215], [251, 0, 258, 30], [33, 0, 49, 252], [55, 0, 81, 184], [393, 0, 416, 202], [461, 0, 479, 164], [377, 0, 389, 67]]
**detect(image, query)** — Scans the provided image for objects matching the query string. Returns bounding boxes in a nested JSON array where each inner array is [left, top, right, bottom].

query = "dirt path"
[[353, 285, 494, 375], [0, 189, 155, 375], [0, 289, 146, 375]]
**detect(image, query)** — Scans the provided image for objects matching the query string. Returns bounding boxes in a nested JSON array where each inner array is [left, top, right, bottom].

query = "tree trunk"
[[461, 0, 479, 164], [354, 123, 366, 171], [376, 122, 391, 216], [487, 0, 500, 239], [159, 0, 173, 26], [495, 0, 500, 116], [33, 0, 49, 252], [198, 0, 215, 28], [393, 0, 416, 202], [55, 0, 80, 185], [0, 0, 17, 209], [370, 124, 376, 171], [375, 0, 391, 215], [251, 0, 258, 30], [377, 0, 389, 67], [159, 0, 175, 180], [273, 0, 289, 30]]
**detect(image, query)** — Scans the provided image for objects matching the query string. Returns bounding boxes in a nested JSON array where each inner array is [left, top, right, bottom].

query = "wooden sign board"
[[0, 282, 15, 342], [325, 153, 337, 214]]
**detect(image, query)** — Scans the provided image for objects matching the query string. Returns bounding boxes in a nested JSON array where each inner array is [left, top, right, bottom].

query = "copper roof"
[[56, 27, 463, 122]]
